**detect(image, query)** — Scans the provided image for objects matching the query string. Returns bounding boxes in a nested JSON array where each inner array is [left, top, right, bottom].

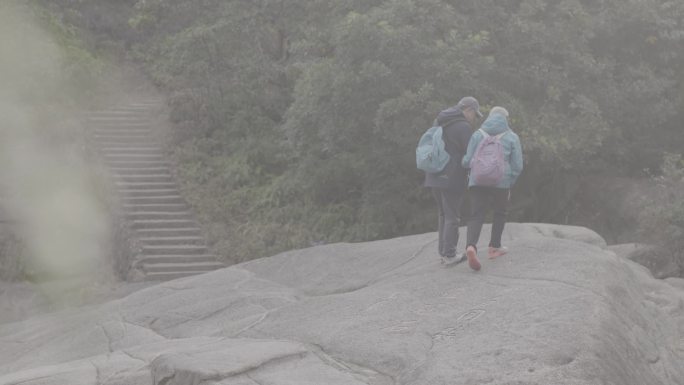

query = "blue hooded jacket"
[[461, 113, 523, 189]]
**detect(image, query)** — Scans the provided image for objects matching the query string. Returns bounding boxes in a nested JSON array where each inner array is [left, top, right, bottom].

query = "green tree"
[[36, 0, 684, 264]]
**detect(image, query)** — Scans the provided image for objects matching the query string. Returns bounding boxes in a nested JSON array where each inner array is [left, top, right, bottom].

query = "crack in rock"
[[121, 316, 169, 340], [482, 273, 613, 304], [307, 342, 396, 385], [99, 324, 114, 353], [90, 360, 102, 385], [121, 350, 146, 363], [232, 310, 272, 337], [157, 373, 174, 385], [8, 375, 57, 384], [220, 351, 307, 379], [306, 239, 438, 298], [245, 373, 266, 385]]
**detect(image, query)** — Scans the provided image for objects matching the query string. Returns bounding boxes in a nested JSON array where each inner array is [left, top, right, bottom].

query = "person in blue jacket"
[[461, 106, 523, 270], [424, 96, 483, 265]]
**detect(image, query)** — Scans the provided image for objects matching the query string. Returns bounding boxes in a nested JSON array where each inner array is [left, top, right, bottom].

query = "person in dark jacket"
[[424, 96, 483, 264]]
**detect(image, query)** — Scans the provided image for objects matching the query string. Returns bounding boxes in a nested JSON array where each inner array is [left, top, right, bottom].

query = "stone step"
[[142, 261, 224, 274], [116, 181, 177, 190], [138, 254, 217, 264], [143, 270, 213, 281], [88, 112, 150, 118], [102, 151, 164, 155], [91, 112, 150, 116], [119, 188, 178, 197], [141, 245, 208, 255], [92, 123, 152, 130], [142, 262, 224, 274], [128, 102, 163, 107], [105, 156, 165, 165], [138, 236, 206, 246], [86, 109, 150, 116], [124, 203, 188, 213], [93, 124, 151, 130], [125, 211, 192, 221], [92, 118, 153, 126], [120, 106, 158, 111], [113, 167, 172, 176], [100, 153, 164, 162], [88, 110, 153, 116], [93, 135, 156, 144], [100, 143, 163, 148], [93, 134, 157, 141], [92, 122, 151, 128], [134, 227, 202, 238], [102, 147, 163, 155], [129, 99, 164, 103], [88, 116, 152, 122], [107, 160, 169, 168], [123, 195, 184, 205], [131, 219, 198, 229], [104, 152, 163, 160], [99, 145, 162, 153], [94, 131, 152, 140], [96, 138, 155, 146], [115, 174, 173, 184], [116, 103, 156, 107]]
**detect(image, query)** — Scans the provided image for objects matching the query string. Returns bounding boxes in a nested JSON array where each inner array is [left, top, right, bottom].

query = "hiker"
[[424, 96, 483, 265], [461, 106, 523, 271]]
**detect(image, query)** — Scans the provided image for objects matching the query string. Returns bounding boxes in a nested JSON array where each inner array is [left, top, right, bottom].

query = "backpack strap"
[[494, 130, 509, 139], [479, 129, 509, 139]]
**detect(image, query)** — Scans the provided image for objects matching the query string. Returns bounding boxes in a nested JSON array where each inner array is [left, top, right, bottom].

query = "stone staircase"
[[87, 98, 225, 281]]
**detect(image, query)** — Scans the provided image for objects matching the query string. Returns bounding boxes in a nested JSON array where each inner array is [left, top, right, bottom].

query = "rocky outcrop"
[[1, 223, 683, 384]]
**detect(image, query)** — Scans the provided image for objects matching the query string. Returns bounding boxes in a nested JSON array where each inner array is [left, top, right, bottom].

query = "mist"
[[0, 3, 112, 299]]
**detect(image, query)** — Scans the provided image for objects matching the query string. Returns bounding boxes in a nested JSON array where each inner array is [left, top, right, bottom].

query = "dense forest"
[[15, 0, 684, 268]]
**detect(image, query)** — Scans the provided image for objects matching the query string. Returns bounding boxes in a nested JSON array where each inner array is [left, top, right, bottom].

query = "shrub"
[[0, 226, 28, 281], [637, 153, 684, 276]]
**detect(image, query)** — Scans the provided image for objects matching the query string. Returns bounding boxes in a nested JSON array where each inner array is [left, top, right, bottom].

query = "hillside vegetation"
[[35, 0, 684, 265]]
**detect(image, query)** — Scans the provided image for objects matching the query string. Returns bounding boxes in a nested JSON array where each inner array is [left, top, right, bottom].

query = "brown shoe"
[[466, 245, 481, 271]]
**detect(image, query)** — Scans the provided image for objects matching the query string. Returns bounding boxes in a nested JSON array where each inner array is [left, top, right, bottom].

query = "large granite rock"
[[1, 223, 683, 385], [608, 243, 682, 279]]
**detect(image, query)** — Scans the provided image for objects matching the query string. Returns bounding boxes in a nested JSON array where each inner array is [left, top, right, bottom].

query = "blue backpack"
[[416, 125, 450, 173]]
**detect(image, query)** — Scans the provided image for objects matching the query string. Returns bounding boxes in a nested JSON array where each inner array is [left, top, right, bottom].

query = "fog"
[[0, 3, 111, 296]]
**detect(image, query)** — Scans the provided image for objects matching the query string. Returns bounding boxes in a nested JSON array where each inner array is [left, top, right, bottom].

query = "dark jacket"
[[423, 106, 473, 192]]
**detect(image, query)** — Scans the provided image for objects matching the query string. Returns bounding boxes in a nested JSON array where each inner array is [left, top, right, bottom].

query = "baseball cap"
[[457, 96, 483, 118]]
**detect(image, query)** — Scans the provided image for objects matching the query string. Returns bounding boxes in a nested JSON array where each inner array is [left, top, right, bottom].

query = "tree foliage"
[[39, 0, 684, 263], [639, 153, 684, 273]]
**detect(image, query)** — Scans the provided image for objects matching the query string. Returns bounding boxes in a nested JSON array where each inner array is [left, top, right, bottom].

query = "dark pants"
[[466, 186, 510, 250], [432, 188, 463, 257]]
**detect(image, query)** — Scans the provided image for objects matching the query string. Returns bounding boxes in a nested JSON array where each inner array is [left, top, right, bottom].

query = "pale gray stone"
[[1, 224, 683, 385], [609, 243, 681, 279]]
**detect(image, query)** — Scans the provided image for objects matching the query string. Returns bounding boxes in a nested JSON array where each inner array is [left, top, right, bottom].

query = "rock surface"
[[1, 223, 684, 385], [609, 243, 682, 279]]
